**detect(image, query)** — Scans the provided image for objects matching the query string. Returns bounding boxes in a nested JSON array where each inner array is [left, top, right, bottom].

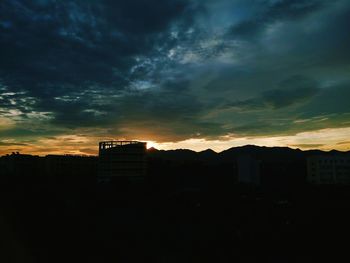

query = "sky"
[[1, 0, 350, 155]]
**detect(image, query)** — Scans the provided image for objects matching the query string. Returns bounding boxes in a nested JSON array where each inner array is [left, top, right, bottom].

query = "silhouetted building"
[[307, 155, 350, 184], [0, 153, 97, 179], [0, 153, 41, 177], [98, 141, 147, 179], [44, 155, 97, 178], [237, 154, 260, 185]]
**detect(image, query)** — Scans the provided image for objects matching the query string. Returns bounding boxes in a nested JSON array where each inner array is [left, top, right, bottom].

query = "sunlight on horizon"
[[150, 127, 350, 152], [1, 127, 350, 156]]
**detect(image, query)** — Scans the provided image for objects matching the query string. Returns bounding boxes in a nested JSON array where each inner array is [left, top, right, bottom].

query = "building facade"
[[307, 155, 350, 185], [237, 154, 260, 185], [98, 141, 147, 179]]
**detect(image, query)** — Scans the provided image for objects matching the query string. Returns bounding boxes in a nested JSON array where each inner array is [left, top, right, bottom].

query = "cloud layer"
[[1, 0, 350, 153]]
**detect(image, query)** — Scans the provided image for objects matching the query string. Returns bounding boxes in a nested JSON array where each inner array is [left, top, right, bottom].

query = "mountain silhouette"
[[147, 144, 349, 163]]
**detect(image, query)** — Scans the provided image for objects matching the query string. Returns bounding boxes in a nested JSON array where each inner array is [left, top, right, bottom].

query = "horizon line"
[[2, 144, 349, 158]]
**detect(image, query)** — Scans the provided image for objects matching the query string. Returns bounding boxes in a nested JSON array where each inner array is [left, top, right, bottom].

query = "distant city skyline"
[[1, 0, 350, 155]]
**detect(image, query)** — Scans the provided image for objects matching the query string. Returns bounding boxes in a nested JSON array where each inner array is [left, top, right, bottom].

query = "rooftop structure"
[[98, 140, 147, 179], [99, 141, 144, 154]]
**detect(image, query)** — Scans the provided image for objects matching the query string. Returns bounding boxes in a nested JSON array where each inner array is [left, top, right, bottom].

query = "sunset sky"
[[1, 0, 350, 155]]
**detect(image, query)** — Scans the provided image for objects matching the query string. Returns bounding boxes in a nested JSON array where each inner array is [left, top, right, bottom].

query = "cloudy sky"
[[1, 0, 350, 155]]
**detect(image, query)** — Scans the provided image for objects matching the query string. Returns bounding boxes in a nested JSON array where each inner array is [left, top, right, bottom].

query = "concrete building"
[[237, 154, 260, 185], [98, 141, 147, 179], [307, 155, 350, 185]]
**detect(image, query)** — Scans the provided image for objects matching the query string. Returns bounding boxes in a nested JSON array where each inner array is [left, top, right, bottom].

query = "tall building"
[[237, 154, 260, 185], [98, 141, 147, 179], [307, 155, 350, 185]]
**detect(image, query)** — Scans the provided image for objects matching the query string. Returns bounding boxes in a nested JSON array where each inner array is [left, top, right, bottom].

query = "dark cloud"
[[0, 141, 28, 146], [228, 0, 327, 39], [0, 127, 63, 138], [225, 76, 320, 111], [0, 0, 197, 135], [0, 0, 350, 144], [266, 0, 325, 19], [299, 82, 350, 117], [102, 0, 189, 34], [0, 0, 190, 92]]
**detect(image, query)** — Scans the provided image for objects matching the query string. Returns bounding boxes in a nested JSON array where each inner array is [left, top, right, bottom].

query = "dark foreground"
[[1, 172, 350, 263]]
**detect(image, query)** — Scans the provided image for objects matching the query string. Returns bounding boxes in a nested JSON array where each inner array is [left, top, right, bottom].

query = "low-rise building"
[[307, 155, 350, 185]]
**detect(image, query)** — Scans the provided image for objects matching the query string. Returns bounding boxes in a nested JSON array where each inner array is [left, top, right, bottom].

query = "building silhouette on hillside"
[[98, 141, 147, 180]]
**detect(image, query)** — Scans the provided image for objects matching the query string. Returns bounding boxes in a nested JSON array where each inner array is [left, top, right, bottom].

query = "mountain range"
[[147, 145, 349, 163]]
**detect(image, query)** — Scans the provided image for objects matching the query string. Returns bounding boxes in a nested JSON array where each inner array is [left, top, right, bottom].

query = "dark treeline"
[[0, 146, 350, 262]]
